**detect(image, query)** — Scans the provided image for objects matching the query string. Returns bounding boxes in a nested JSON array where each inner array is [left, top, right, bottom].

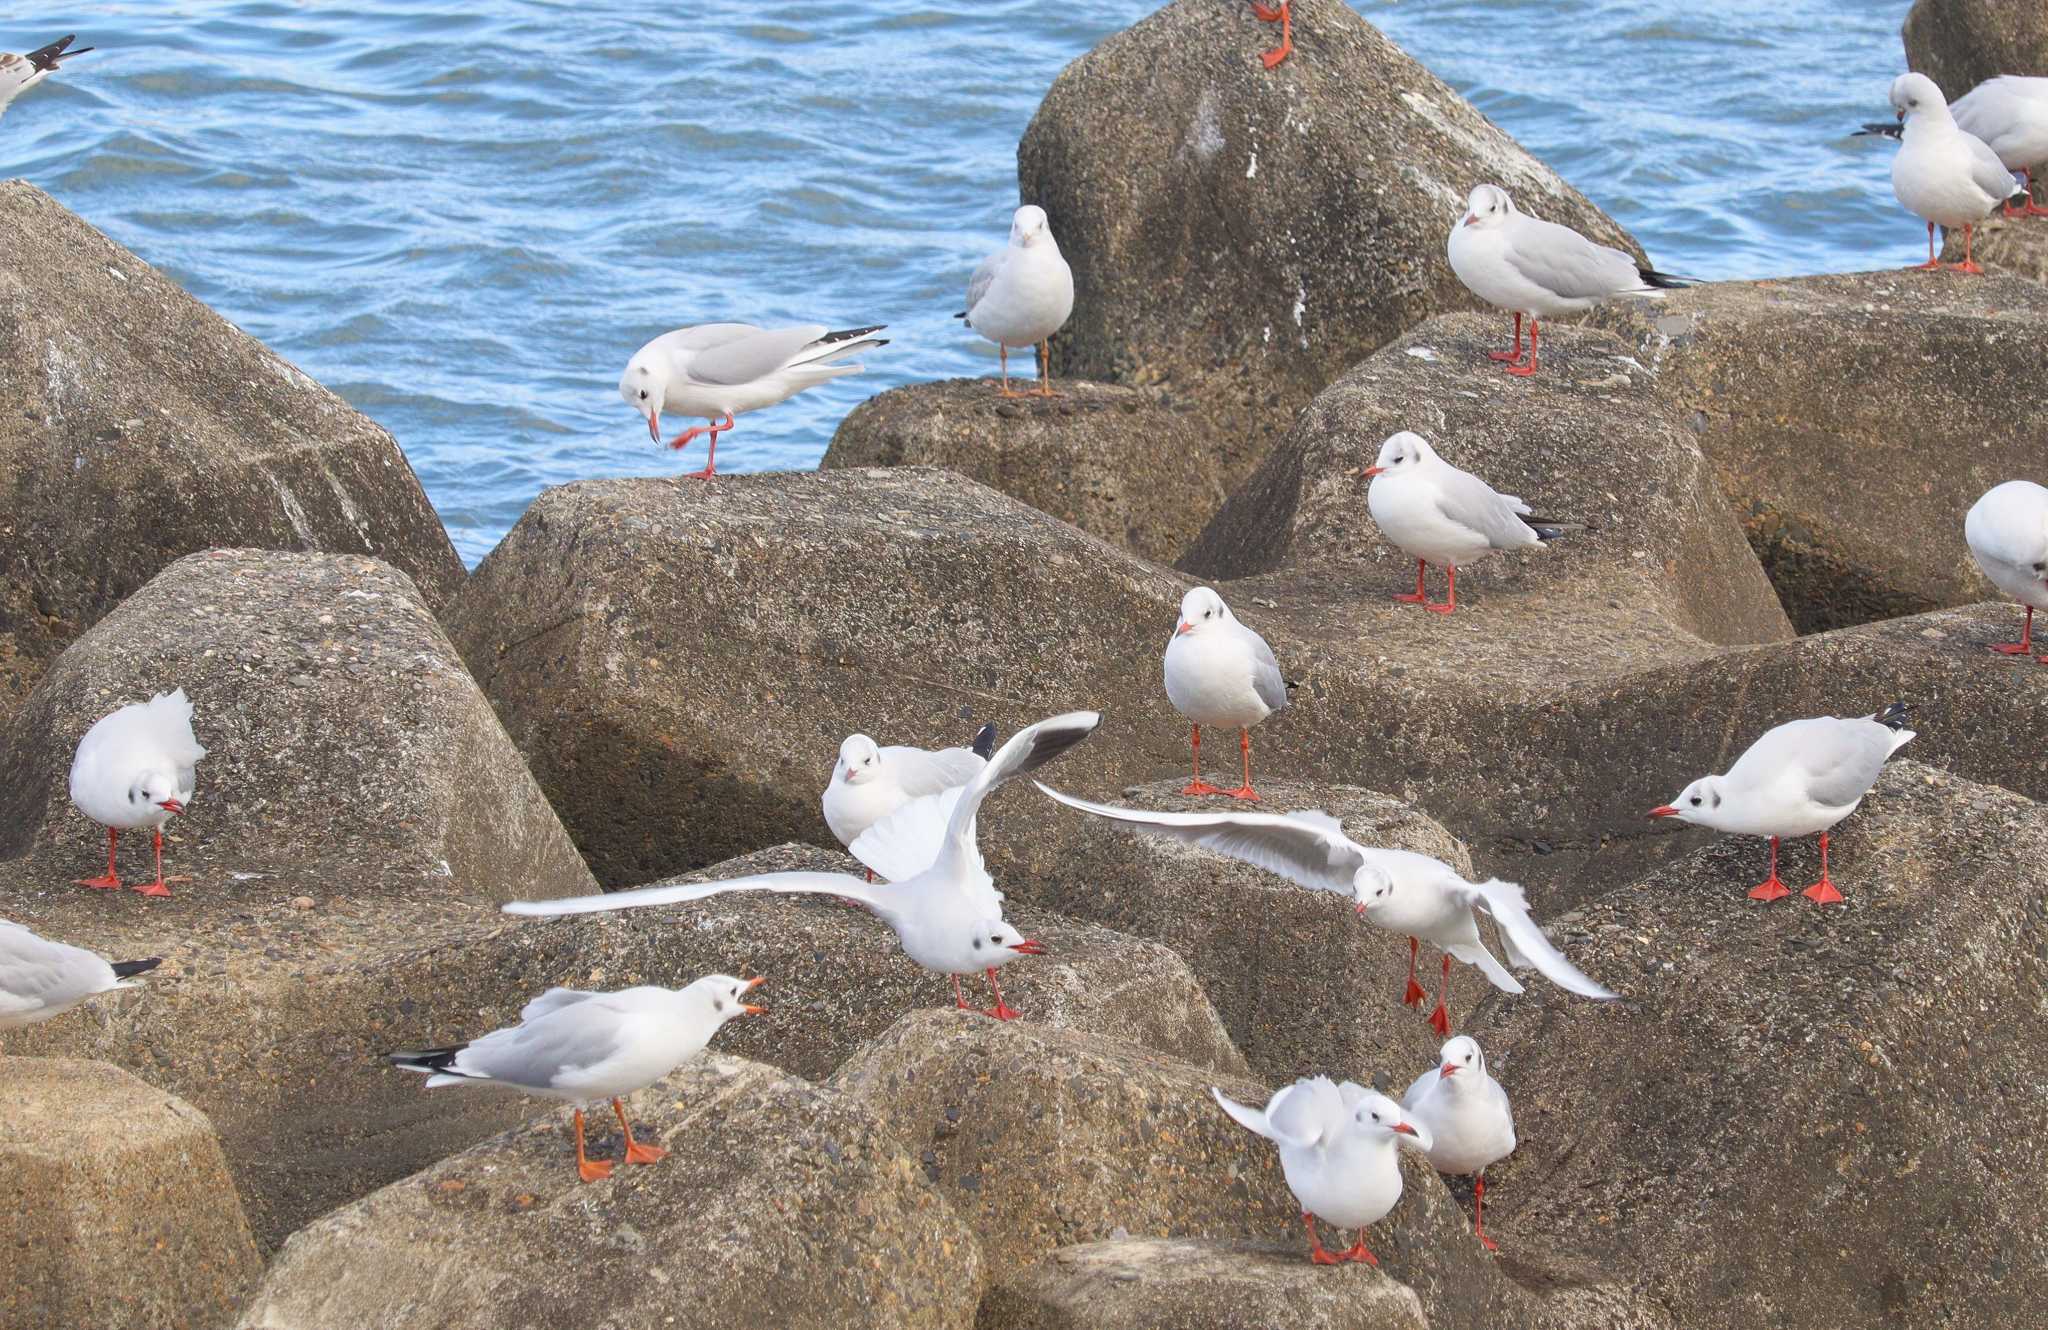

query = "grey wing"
[[504, 870, 882, 917], [1248, 630, 1288, 714], [1035, 785, 1364, 896], [1459, 879, 1617, 1000], [1434, 467, 1540, 550], [1963, 130, 2024, 200], [932, 712, 1101, 880], [0, 922, 103, 1018], [517, 988, 603, 1023], [962, 250, 1003, 322], [462, 1002, 627, 1088], [886, 745, 986, 798], [689, 325, 829, 385], [1800, 721, 1900, 809], [1503, 217, 1643, 299]]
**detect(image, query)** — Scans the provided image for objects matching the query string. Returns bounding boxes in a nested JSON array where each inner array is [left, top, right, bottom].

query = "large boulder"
[[822, 378, 1243, 564], [1588, 271, 2048, 631], [0, 549, 596, 908], [0, 181, 462, 719], [1017, 0, 1643, 426], [238, 1054, 982, 1330], [0, 1057, 262, 1329], [1939, 213, 2048, 279], [1466, 760, 2048, 1327], [1904, 0, 2048, 93]]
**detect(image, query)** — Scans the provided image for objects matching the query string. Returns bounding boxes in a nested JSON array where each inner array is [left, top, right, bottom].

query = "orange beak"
[[1392, 1121, 1420, 1136], [1175, 621, 1192, 635], [645, 412, 661, 443], [1362, 465, 1386, 477], [1647, 805, 1679, 819], [741, 974, 766, 1014], [1439, 1063, 1457, 1078], [1461, 214, 1477, 227], [158, 798, 185, 814], [1012, 939, 1046, 956]]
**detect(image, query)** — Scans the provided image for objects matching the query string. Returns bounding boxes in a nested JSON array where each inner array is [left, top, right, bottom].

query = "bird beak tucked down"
[[742, 975, 767, 1014], [645, 412, 661, 444], [1175, 621, 1192, 636], [1646, 805, 1679, 819], [1461, 213, 1476, 227], [1439, 1063, 1457, 1078], [1362, 465, 1385, 477], [1392, 1121, 1420, 1136], [1012, 939, 1046, 956], [158, 798, 185, 814]]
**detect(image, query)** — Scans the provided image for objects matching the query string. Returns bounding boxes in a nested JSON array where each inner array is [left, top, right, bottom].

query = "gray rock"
[[1904, 0, 2048, 95]]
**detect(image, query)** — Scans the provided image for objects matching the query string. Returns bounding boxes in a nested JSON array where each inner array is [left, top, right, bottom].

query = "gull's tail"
[[1637, 267, 1691, 290], [971, 723, 998, 760], [110, 957, 162, 980], [1855, 121, 1903, 140], [1872, 701, 1911, 732], [387, 1044, 484, 1089]]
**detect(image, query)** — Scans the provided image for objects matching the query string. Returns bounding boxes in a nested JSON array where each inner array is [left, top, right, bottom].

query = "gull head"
[[619, 354, 667, 443], [835, 734, 882, 787], [1889, 72, 1947, 123], [1352, 1090, 1431, 1151], [1648, 775, 1724, 827], [1362, 430, 1438, 479], [1435, 1035, 1485, 1084], [129, 770, 186, 817], [1173, 586, 1233, 638], [689, 973, 767, 1026], [1351, 861, 1395, 916], [1009, 204, 1053, 248], [1459, 183, 1515, 230], [970, 919, 1045, 966]]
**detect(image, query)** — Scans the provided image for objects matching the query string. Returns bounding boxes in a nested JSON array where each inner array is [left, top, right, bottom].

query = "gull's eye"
[[2033, 562, 2045, 574], [991, 935, 1004, 944], [1370, 1111, 1381, 1122], [638, 389, 649, 400], [1689, 795, 1702, 806]]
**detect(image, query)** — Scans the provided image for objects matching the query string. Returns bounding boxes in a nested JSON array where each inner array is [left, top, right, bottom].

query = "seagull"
[[1856, 73, 2027, 274], [1246, 2, 1293, 70], [619, 323, 887, 478], [0, 920, 160, 1040], [1162, 587, 1287, 800], [955, 206, 1074, 398], [1953, 77, 2048, 217], [822, 723, 997, 881], [1447, 183, 1688, 377], [1036, 786, 1617, 1037], [1965, 480, 2048, 661], [69, 689, 205, 898], [0, 35, 90, 122], [505, 712, 1101, 1020], [1212, 1079, 1430, 1265], [1364, 431, 1567, 614], [387, 975, 764, 1182], [1401, 1036, 1516, 1252], [1649, 703, 1915, 904]]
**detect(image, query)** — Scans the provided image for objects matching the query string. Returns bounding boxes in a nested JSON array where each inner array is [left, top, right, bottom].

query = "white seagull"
[[0, 35, 90, 122], [1965, 479, 2048, 661], [1447, 183, 1687, 377], [822, 723, 997, 880], [387, 974, 764, 1182], [1953, 77, 2048, 217], [956, 205, 1075, 398], [1036, 786, 1616, 1036], [0, 920, 160, 1038], [1364, 431, 1566, 614], [1859, 72, 2027, 273], [1162, 587, 1288, 801], [619, 322, 887, 477], [69, 689, 205, 898], [1212, 1078, 1431, 1265], [1402, 1036, 1516, 1252], [1649, 703, 1915, 904], [506, 712, 1101, 1020]]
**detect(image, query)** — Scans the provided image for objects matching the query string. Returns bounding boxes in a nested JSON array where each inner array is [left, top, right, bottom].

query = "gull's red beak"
[[158, 798, 184, 814], [1461, 214, 1477, 227], [1175, 621, 1192, 636], [1439, 1063, 1457, 1078], [1354, 902, 1367, 915], [742, 974, 766, 1014], [1012, 939, 1046, 956], [1647, 805, 1679, 819], [1392, 1121, 1420, 1136], [1362, 465, 1386, 477], [646, 412, 661, 443]]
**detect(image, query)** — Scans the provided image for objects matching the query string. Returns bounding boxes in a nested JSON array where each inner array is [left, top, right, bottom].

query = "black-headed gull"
[[1965, 480, 2048, 661], [1447, 183, 1687, 377], [1364, 431, 1566, 614], [1212, 1079, 1429, 1264], [1402, 1036, 1516, 1252], [619, 322, 887, 478], [506, 712, 1099, 1020], [388, 975, 764, 1182], [0, 35, 90, 122], [1246, 2, 1293, 70], [956, 206, 1074, 398], [1036, 786, 1617, 1036], [1162, 587, 1287, 801], [0, 920, 160, 1038], [1954, 77, 2048, 218], [1858, 73, 2026, 274], [1649, 703, 1915, 904], [69, 689, 205, 898], [822, 723, 997, 881]]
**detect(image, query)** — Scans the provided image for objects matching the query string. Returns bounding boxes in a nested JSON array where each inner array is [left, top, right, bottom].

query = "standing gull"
[[1649, 704, 1915, 904], [0, 920, 160, 1039], [1402, 1036, 1516, 1252], [1163, 587, 1287, 800], [620, 322, 887, 478], [1365, 431, 1566, 614], [823, 723, 998, 880], [506, 713, 1100, 1020], [1858, 73, 2027, 274], [1447, 183, 1687, 377], [69, 689, 205, 898], [0, 35, 90, 122], [1953, 77, 2048, 217], [1964, 480, 2048, 661], [956, 206, 1074, 398], [388, 975, 764, 1182], [1037, 786, 1616, 1035]]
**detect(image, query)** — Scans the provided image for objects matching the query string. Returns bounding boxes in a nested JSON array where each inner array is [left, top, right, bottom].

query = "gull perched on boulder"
[[956, 205, 1074, 398], [0, 35, 90, 122], [823, 723, 997, 880], [1402, 1036, 1516, 1252], [0, 920, 160, 1040], [1857, 73, 2027, 274], [1163, 587, 1287, 800], [69, 689, 205, 898], [1965, 479, 2048, 661], [1365, 431, 1567, 614]]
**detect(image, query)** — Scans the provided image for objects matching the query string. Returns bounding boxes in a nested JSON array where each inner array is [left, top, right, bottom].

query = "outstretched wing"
[[1035, 786, 1366, 898], [850, 785, 966, 884], [503, 871, 880, 918], [930, 712, 1101, 883], [1457, 878, 1617, 1000]]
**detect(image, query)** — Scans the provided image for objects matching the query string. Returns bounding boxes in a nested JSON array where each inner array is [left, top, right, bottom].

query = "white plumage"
[[821, 724, 994, 876], [1965, 480, 2048, 659], [0, 35, 88, 121], [957, 205, 1074, 396], [1365, 431, 1560, 612], [1951, 76, 2048, 209], [1402, 1036, 1516, 1250], [1878, 72, 2025, 271], [0, 920, 160, 1033], [1161, 587, 1287, 799], [68, 689, 205, 897]]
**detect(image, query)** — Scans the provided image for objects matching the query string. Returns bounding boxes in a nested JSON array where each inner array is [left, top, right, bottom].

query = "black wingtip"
[[25, 36, 85, 71], [1531, 526, 1567, 542], [820, 324, 886, 344], [1873, 701, 1911, 732], [971, 723, 998, 759], [1855, 122, 1903, 140], [386, 1044, 467, 1072], [952, 311, 968, 320], [111, 957, 162, 979], [1638, 267, 1692, 290]]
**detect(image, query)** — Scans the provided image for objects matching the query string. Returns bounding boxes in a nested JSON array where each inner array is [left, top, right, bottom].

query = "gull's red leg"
[[1803, 832, 1844, 904], [1393, 559, 1429, 604], [133, 827, 173, 898], [953, 974, 973, 1011], [1424, 564, 1458, 614], [1748, 835, 1790, 900], [983, 968, 1022, 1021], [1952, 224, 1985, 275], [1991, 604, 2036, 655], [1488, 312, 1526, 363], [1252, 1, 1294, 70], [1504, 320, 1541, 376], [1474, 1172, 1499, 1251], [1224, 728, 1261, 801], [678, 412, 734, 480], [1403, 936, 1427, 1006], [614, 1097, 668, 1165], [77, 827, 122, 890], [574, 1109, 613, 1182], [1183, 725, 1223, 796], [1911, 221, 1942, 271], [1303, 1212, 1341, 1264], [1428, 952, 1452, 1036], [1034, 339, 1058, 397], [2024, 169, 2048, 217], [1339, 1235, 1379, 1265]]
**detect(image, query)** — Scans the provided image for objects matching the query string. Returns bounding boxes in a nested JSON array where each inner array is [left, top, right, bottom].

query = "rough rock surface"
[[1589, 271, 2048, 631], [0, 1057, 261, 1330], [822, 377, 1243, 564], [238, 1055, 982, 1330], [1469, 761, 2048, 1328], [0, 181, 462, 718], [1939, 211, 2048, 280], [0, 549, 595, 908], [1904, 0, 2048, 94]]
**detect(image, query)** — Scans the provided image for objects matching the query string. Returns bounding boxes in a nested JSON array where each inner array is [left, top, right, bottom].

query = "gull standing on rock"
[[823, 723, 998, 880], [956, 205, 1074, 398], [1365, 431, 1566, 614], [506, 713, 1100, 1021], [1965, 479, 2048, 661], [0, 920, 160, 1040], [1402, 1036, 1516, 1252], [1163, 587, 1287, 801], [1246, 2, 1293, 70], [620, 322, 887, 478], [1036, 787, 1617, 1036], [388, 975, 764, 1183], [1952, 78, 2048, 217], [1212, 1079, 1430, 1265], [0, 35, 90, 122], [1858, 73, 2027, 274], [1447, 183, 1688, 377], [1649, 703, 1915, 904], [69, 689, 205, 898]]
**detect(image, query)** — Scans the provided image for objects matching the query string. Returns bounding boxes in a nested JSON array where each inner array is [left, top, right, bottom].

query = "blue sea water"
[[6, 1, 1916, 565]]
